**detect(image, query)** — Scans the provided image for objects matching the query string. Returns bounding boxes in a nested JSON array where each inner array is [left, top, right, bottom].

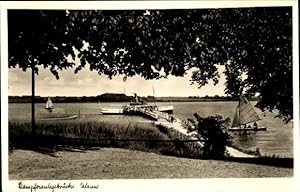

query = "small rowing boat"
[[39, 115, 78, 121]]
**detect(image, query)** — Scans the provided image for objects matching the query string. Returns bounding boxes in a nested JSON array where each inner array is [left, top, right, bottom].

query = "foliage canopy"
[[8, 7, 293, 121]]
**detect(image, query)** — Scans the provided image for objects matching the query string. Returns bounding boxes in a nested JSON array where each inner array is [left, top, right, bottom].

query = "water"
[[169, 101, 293, 158], [8, 101, 293, 157]]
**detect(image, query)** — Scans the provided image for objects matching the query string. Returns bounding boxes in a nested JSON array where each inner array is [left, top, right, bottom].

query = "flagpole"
[[153, 85, 156, 107]]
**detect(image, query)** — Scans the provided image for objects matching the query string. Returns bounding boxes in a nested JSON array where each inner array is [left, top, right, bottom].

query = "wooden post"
[[32, 65, 36, 138], [66, 102, 68, 116]]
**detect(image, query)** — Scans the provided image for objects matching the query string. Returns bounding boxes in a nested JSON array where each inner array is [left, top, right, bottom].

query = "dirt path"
[[9, 148, 292, 180], [225, 146, 256, 157], [155, 118, 255, 157]]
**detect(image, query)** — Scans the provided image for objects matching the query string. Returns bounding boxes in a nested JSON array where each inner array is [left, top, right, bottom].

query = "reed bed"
[[9, 118, 202, 158]]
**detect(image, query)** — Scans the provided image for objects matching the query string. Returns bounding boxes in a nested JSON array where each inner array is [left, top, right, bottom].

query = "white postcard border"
[[1, 1, 299, 192]]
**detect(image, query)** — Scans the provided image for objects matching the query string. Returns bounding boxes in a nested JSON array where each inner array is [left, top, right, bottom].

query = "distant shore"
[[8, 94, 259, 103]]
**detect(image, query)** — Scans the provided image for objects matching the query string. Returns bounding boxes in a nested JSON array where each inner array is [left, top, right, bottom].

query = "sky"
[[7, 8, 229, 98], [8, 65, 227, 97]]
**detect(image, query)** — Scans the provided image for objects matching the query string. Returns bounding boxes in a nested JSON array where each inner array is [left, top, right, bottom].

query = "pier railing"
[[131, 105, 172, 122]]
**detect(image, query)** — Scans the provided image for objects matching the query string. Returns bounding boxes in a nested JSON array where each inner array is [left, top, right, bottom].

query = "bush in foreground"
[[186, 114, 232, 158]]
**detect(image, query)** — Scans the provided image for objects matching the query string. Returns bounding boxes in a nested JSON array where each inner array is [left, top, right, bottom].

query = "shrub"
[[187, 113, 232, 158]]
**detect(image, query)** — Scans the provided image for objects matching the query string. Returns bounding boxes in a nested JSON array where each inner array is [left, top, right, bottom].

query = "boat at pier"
[[100, 93, 174, 115], [100, 108, 124, 115], [157, 105, 174, 114]]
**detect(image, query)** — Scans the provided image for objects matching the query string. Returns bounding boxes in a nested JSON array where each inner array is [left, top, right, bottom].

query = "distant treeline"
[[9, 93, 135, 103], [9, 96, 98, 103], [8, 93, 259, 103]]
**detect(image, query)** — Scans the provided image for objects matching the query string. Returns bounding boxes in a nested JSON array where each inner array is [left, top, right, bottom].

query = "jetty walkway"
[[124, 105, 173, 122], [154, 118, 256, 158]]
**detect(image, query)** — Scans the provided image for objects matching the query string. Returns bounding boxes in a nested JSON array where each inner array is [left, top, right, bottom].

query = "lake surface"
[[9, 101, 293, 157]]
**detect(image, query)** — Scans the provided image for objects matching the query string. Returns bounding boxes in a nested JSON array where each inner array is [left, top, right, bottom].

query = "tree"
[[8, 10, 76, 137], [8, 7, 293, 122], [8, 10, 76, 77], [216, 8, 293, 122]]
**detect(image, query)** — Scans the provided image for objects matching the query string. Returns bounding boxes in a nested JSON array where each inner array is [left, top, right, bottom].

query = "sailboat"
[[45, 97, 54, 112], [41, 96, 78, 120], [228, 95, 267, 131]]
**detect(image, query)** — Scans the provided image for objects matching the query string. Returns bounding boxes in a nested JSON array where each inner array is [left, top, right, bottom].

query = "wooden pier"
[[124, 105, 173, 122], [124, 105, 196, 136]]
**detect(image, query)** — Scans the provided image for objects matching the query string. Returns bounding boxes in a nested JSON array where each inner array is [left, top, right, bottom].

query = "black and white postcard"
[[1, 1, 299, 192]]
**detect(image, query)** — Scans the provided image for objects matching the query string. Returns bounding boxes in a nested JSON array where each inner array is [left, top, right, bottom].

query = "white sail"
[[231, 95, 261, 127], [231, 107, 240, 127], [46, 97, 53, 109]]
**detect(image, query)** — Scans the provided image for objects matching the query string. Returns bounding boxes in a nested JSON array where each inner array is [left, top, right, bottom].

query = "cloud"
[[8, 66, 226, 97]]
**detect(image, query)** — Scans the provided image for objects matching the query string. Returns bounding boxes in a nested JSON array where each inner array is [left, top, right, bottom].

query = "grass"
[[9, 117, 292, 169]]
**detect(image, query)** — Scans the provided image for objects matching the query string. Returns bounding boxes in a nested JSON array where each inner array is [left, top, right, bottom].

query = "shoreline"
[[8, 100, 250, 104], [155, 118, 257, 158]]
